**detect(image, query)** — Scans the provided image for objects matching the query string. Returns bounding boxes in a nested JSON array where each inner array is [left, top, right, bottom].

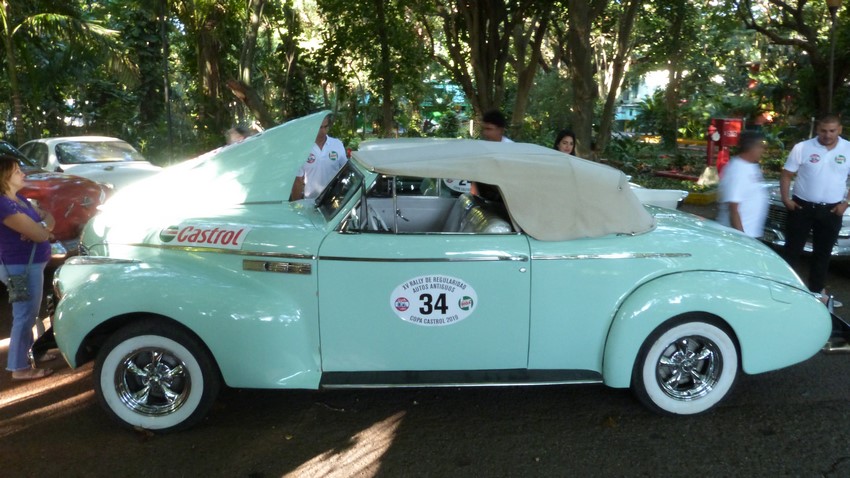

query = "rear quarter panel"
[[602, 271, 831, 388]]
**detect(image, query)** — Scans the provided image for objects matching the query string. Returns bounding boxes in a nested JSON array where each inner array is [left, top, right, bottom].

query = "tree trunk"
[[661, 0, 687, 150], [2, 1, 25, 144], [375, 0, 395, 137], [509, 13, 550, 139], [196, 7, 227, 138], [239, 0, 265, 85], [225, 80, 276, 129], [566, 0, 597, 158], [595, 0, 641, 156], [430, 1, 517, 124]]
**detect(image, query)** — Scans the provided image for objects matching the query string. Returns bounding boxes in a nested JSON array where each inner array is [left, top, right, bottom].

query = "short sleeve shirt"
[[783, 137, 850, 203], [0, 194, 51, 264], [717, 157, 768, 238], [297, 136, 348, 199]]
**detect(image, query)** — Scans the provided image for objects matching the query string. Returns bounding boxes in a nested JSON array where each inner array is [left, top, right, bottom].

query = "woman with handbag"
[[0, 154, 55, 380]]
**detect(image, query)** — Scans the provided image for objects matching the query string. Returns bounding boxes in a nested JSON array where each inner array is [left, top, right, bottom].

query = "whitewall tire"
[[94, 321, 220, 432], [632, 319, 738, 415]]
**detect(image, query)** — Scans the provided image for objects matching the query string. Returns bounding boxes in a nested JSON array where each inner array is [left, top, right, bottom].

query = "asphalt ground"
[[4, 204, 850, 477]]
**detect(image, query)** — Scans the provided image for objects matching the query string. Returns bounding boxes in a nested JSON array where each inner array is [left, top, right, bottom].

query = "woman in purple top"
[[0, 155, 56, 380]]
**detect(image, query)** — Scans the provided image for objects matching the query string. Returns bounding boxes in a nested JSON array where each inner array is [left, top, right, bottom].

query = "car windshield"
[[55, 141, 146, 164], [317, 162, 363, 221], [0, 141, 38, 170]]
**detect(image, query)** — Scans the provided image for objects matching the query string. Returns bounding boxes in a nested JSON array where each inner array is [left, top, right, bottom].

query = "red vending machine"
[[706, 118, 744, 175]]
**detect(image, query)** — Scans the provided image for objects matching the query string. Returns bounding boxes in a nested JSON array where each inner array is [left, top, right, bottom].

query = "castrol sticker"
[[159, 224, 251, 250], [390, 275, 478, 326]]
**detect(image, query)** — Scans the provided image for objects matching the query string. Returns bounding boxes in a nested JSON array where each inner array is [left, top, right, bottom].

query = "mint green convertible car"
[[50, 112, 831, 431]]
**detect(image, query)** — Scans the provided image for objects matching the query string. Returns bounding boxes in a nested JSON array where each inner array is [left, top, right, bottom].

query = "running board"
[[320, 369, 603, 389]]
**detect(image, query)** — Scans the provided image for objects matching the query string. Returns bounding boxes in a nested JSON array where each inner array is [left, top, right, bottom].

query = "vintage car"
[[0, 140, 110, 263], [19, 136, 162, 190], [762, 179, 850, 256], [48, 113, 830, 432]]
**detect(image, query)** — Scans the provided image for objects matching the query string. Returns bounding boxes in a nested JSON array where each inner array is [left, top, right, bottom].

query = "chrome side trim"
[[65, 256, 141, 266], [243, 260, 312, 274], [127, 243, 315, 260], [319, 254, 529, 263], [532, 252, 691, 261]]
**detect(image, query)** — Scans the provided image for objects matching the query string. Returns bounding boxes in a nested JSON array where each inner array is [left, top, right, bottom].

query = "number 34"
[[419, 293, 448, 315]]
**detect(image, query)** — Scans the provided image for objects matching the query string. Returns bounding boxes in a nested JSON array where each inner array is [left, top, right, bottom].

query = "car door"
[[317, 232, 531, 372]]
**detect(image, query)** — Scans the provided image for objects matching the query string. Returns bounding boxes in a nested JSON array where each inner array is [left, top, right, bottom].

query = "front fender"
[[602, 272, 830, 388], [53, 257, 321, 389]]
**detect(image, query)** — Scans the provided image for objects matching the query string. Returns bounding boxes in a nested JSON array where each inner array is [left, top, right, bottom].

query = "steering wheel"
[[368, 206, 390, 232]]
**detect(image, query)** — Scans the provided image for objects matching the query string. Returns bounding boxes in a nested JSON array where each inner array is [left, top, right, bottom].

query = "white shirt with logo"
[[297, 136, 348, 199], [784, 136, 850, 203], [717, 156, 768, 238]]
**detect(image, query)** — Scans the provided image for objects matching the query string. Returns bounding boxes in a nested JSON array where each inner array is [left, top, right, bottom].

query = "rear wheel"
[[632, 319, 738, 415], [94, 320, 220, 432]]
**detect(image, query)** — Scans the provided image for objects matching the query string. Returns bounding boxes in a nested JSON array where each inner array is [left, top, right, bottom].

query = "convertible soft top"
[[354, 139, 656, 241]]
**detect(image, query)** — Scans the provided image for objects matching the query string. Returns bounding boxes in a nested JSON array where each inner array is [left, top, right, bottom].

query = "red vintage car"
[[0, 140, 110, 265]]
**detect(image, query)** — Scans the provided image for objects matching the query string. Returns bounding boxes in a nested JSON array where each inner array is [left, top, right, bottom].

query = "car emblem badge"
[[809, 154, 820, 163], [159, 225, 180, 243]]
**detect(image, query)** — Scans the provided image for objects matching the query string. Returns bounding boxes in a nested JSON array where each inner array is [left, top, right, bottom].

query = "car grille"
[[766, 205, 788, 230]]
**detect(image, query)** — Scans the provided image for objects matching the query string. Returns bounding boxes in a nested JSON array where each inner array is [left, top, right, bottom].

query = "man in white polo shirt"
[[780, 114, 850, 295], [289, 115, 348, 201]]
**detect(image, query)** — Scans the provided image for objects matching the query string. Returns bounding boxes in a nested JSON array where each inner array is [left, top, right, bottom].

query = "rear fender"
[[602, 272, 830, 388]]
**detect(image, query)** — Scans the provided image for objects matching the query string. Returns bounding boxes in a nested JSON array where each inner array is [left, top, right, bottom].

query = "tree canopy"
[[0, 0, 846, 163]]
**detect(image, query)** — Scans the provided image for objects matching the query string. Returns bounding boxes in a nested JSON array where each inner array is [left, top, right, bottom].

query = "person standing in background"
[[553, 129, 577, 156], [0, 155, 55, 380], [780, 114, 850, 297], [716, 131, 768, 238], [480, 110, 513, 143], [289, 115, 348, 201]]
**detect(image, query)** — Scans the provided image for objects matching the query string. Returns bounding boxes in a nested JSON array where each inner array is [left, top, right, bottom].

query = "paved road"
[[3, 208, 850, 477]]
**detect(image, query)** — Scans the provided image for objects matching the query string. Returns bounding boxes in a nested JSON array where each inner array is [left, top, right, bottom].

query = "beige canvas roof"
[[354, 139, 656, 241]]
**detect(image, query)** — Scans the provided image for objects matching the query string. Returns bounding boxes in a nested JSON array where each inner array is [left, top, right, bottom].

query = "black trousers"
[[782, 196, 843, 292]]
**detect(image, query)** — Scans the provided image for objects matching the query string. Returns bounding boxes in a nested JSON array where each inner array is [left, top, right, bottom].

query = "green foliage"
[[437, 109, 460, 138]]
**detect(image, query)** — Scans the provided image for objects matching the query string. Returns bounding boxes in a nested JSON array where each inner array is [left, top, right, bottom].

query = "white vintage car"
[[19, 136, 162, 190], [47, 113, 830, 432]]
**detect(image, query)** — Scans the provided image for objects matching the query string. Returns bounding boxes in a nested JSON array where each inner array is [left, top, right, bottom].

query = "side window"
[[346, 175, 513, 235], [21, 143, 48, 168]]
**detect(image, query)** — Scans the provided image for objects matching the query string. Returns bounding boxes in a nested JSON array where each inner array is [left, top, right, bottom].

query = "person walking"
[[289, 115, 348, 201], [780, 114, 850, 296], [717, 131, 768, 238], [0, 155, 55, 380]]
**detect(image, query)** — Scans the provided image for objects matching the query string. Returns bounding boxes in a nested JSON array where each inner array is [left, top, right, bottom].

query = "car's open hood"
[[88, 112, 326, 248]]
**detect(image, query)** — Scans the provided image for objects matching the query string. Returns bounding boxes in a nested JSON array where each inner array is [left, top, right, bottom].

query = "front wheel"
[[632, 319, 738, 415], [94, 320, 220, 432]]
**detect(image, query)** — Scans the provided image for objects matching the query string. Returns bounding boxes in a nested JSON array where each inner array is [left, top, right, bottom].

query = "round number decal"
[[390, 275, 478, 326]]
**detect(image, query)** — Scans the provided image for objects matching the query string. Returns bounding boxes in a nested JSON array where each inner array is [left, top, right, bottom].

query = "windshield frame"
[[316, 161, 365, 222]]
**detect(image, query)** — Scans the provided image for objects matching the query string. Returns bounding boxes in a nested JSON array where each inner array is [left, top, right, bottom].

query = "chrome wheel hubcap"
[[656, 336, 722, 401], [115, 348, 191, 416]]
